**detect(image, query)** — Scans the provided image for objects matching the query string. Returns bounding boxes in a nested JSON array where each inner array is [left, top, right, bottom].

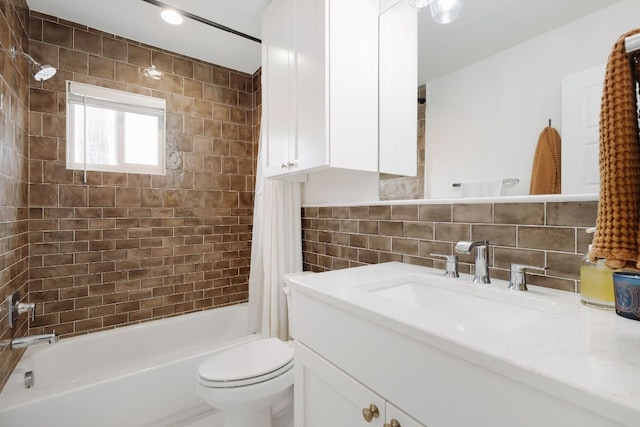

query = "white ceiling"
[[27, 0, 621, 82]]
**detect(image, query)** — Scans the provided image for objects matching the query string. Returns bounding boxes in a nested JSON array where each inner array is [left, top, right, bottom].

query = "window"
[[66, 81, 166, 175]]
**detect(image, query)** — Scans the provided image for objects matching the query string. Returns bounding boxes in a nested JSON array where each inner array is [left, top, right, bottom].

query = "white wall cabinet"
[[262, 0, 416, 180], [295, 341, 426, 427]]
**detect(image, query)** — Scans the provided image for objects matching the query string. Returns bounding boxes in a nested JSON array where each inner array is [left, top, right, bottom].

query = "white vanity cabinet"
[[261, 0, 416, 179], [295, 341, 425, 427], [287, 264, 633, 427]]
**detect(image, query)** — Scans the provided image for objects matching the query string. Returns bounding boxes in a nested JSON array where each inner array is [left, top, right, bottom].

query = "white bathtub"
[[0, 304, 258, 427]]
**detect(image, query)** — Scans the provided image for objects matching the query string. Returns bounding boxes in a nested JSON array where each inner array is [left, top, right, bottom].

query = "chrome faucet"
[[508, 264, 548, 291], [5, 291, 36, 328], [0, 332, 59, 350], [430, 253, 459, 278], [455, 240, 491, 284]]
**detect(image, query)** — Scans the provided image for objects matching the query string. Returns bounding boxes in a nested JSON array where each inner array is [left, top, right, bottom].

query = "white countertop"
[[285, 262, 640, 427]]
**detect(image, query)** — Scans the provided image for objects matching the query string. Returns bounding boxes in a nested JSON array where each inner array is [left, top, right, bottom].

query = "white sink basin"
[[358, 274, 558, 333]]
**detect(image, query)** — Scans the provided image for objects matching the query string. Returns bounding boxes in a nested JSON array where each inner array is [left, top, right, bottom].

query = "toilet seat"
[[198, 338, 294, 388]]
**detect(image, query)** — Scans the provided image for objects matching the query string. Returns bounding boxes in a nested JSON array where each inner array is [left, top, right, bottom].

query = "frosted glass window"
[[66, 81, 166, 175]]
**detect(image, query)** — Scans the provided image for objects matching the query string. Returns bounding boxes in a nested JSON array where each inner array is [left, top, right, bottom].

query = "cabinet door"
[[295, 342, 386, 427], [387, 402, 427, 427], [379, 0, 417, 176], [294, 0, 329, 173], [262, 0, 295, 177], [326, 0, 379, 172]]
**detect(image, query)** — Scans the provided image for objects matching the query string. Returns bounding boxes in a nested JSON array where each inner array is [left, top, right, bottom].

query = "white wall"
[[425, 0, 640, 199]]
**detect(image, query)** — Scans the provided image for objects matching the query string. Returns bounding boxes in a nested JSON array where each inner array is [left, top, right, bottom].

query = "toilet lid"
[[199, 338, 294, 383]]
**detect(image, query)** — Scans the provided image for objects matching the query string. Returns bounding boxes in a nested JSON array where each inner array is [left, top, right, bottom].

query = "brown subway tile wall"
[[0, 0, 31, 391], [302, 200, 599, 292], [23, 12, 260, 340]]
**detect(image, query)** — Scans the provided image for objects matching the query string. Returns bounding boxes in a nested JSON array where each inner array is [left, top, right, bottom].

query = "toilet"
[[197, 337, 294, 427], [197, 277, 305, 427]]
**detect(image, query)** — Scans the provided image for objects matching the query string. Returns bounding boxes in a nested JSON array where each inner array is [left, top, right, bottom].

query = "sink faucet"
[[455, 240, 490, 284], [0, 332, 59, 350]]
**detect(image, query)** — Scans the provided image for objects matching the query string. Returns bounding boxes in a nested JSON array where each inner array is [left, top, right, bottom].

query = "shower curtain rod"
[[625, 33, 640, 54], [140, 0, 261, 44]]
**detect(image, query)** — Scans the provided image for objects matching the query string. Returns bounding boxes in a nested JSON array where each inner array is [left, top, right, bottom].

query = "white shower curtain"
[[247, 130, 302, 341]]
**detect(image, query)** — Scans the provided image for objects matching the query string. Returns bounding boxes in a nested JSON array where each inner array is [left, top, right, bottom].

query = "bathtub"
[[0, 303, 258, 427]]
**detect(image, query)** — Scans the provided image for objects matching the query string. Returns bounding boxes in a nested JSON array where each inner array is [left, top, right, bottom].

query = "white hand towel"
[[460, 179, 503, 198]]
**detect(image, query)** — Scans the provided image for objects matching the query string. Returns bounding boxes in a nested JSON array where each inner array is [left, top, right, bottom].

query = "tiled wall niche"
[[302, 200, 598, 292], [24, 12, 260, 340]]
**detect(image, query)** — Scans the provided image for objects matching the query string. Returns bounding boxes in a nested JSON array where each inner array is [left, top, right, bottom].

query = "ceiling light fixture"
[[9, 47, 57, 81], [161, 8, 183, 25], [143, 65, 163, 80], [410, 0, 462, 25], [140, 0, 261, 43]]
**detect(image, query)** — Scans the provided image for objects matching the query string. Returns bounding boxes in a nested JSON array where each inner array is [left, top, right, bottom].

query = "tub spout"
[[1, 332, 58, 350]]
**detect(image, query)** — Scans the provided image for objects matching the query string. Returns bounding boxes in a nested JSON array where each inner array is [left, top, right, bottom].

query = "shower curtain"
[[247, 130, 302, 341]]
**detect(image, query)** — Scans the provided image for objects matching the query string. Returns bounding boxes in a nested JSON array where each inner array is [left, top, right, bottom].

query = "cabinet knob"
[[362, 404, 380, 422], [280, 163, 288, 169], [384, 420, 401, 427]]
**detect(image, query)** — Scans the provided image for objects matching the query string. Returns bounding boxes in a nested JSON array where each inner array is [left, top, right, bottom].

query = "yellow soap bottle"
[[580, 228, 615, 309]]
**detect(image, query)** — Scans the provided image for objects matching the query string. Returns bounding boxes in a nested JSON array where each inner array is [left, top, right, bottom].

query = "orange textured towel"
[[529, 126, 561, 195], [589, 29, 640, 269]]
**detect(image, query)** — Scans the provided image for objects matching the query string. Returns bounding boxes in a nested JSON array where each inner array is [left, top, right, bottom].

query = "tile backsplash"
[[302, 200, 598, 292]]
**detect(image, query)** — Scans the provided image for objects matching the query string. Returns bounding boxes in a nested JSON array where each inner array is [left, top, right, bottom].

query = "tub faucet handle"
[[5, 291, 36, 328], [16, 302, 36, 321], [430, 254, 459, 278]]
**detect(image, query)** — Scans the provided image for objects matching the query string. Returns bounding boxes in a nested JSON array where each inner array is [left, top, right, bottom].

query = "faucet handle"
[[430, 254, 459, 278], [509, 264, 548, 291], [16, 302, 36, 321]]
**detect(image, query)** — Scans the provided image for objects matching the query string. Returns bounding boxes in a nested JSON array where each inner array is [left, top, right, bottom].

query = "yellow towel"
[[589, 29, 640, 269], [529, 126, 561, 195]]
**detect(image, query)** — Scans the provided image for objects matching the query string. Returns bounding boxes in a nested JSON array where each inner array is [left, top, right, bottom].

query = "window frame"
[[66, 81, 167, 176]]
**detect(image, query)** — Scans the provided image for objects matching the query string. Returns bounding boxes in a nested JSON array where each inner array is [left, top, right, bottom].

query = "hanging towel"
[[460, 179, 503, 197], [589, 29, 640, 269], [529, 126, 561, 195]]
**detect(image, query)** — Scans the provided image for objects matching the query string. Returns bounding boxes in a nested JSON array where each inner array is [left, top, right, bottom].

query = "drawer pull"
[[384, 420, 401, 427], [362, 404, 380, 422]]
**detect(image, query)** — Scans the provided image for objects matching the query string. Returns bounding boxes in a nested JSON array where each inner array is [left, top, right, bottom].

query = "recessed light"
[[161, 9, 183, 25]]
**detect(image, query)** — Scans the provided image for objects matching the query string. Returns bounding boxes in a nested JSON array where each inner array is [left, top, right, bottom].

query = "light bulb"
[[430, 0, 462, 24], [161, 9, 183, 25]]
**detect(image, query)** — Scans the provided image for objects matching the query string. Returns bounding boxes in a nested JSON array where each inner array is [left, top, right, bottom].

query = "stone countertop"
[[285, 262, 640, 427]]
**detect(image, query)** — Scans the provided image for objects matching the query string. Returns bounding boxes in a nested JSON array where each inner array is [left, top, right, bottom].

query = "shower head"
[[10, 47, 57, 82], [33, 64, 57, 82]]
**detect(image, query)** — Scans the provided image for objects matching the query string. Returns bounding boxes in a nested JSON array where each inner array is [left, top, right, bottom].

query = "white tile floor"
[[180, 410, 224, 427], [157, 398, 294, 427], [180, 410, 294, 427]]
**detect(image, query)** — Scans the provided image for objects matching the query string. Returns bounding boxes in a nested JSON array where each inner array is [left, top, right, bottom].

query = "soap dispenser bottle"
[[580, 227, 615, 309]]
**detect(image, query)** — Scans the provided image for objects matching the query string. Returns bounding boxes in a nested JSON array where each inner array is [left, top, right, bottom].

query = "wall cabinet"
[[295, 341, 425, 427], [262, 0, 416, 179]]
